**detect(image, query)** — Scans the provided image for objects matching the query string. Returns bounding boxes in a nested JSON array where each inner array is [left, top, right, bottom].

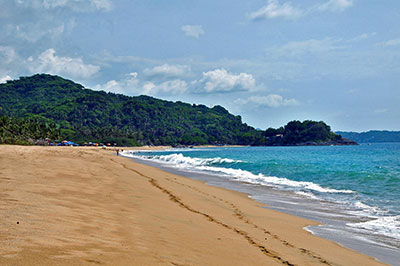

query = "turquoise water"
[[123, 143, 400, 264]]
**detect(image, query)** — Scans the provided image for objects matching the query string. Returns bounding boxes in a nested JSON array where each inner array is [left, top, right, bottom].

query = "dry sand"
[[0, 145, 386, 265]]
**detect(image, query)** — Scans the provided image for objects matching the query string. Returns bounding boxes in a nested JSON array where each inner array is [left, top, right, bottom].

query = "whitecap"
[[125, 152, 355, 195], [295, 191, 320, 200], [347, 215, 400, 240], [351, 201, 388, 216]]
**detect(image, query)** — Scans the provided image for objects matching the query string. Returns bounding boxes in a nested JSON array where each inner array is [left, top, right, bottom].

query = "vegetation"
[[0, 74, 264, 146], [0, 74, 353, 146], [336, 131, 400, 143], [264, 120, 350, 146], [0, 116, 60, 145]]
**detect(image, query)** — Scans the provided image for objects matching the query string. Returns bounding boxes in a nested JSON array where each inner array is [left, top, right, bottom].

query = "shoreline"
[[0, 145, 386, 265], [123, 149, 399, 266]]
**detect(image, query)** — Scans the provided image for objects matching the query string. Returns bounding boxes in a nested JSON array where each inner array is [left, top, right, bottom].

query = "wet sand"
[[0, 145, 386, 265]]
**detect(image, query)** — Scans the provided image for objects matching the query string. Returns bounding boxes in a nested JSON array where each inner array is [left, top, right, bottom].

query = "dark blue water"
[[123, 143, 400, 265]]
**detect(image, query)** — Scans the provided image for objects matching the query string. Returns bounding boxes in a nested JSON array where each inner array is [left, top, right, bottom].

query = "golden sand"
[[0, 145, 385, 265]]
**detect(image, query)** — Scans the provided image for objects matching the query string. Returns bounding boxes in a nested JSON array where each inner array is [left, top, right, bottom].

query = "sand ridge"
[[0, 145, 386, 265]]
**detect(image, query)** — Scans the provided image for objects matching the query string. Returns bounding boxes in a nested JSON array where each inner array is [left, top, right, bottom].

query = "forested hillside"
[[0, 116, 61, 145], [0, 74, 264, 146], [0, 74, 355, 146], [264, 120, 357, 146]]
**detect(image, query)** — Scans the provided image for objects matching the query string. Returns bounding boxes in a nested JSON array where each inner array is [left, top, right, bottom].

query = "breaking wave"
[[123, 152, 355, 195], [348, 215, 400, 240]]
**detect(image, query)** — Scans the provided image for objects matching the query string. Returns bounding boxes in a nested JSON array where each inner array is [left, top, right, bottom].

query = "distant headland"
[[336, 131, 400, 143], [1, 74, 356, 147]]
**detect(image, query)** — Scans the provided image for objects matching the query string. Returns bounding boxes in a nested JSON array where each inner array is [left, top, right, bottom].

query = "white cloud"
[[349, 32, 377, 42], [29, 48, 100, 79], [194, 69, 256, 93], [8, 23, 66, 43], [249, 0, 302, 20], [249, 0, 354, 21], [92, 0, 112, 10], [0, 47, 22, 82], [378, 37, 400, 47], [142, 80, 188, 96], [0, 46, 17, 64], [94, 72, 139, 94], [181, 25, 204, 39], [94, 73, 187, 96], [142, 82, 155, 94], [318, 0, 353, 12], [144, 64, 190, 78], [15, 0, 113, 12], [267, 38, 343, 57], [98, 79, 122, 93], [0, 75, 12, 83], [128, 72, 138, 78], [236, 94, 299, 108], [374, 108, 388, 114]]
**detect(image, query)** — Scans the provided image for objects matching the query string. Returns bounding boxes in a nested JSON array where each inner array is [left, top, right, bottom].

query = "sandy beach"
[[0, 145, 386, 265]]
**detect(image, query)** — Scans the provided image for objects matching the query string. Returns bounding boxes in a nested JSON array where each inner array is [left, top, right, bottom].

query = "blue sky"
[[1, 0, 399, 131]]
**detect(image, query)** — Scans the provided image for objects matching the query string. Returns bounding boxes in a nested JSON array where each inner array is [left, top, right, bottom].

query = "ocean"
[[122, 143, 400, 265]]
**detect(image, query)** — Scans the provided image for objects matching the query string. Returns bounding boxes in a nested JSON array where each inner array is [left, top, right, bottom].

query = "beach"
[[0, 145, 386, 265]]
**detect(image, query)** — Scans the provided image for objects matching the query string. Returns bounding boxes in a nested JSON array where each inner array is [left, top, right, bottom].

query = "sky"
[[0, 0, 399, 132]]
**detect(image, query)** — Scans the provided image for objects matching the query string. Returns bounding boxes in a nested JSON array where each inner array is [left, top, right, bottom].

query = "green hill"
[[0, 74, 354, 146], [336, 131, 400, 143], [264, 120, 357, 146], [0, 74, 264, 146]]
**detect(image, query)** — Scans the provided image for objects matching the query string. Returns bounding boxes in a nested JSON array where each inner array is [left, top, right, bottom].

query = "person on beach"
[[116, 149, 119, 156]]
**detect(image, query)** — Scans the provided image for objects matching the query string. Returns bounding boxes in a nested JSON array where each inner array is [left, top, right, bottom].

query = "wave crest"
[[348, 215, 400, 240], [123, 152, 354, 195]]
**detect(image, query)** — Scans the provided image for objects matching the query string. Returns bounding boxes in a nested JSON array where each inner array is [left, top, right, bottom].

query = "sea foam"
[[348, 215, 400, 240], [352, 201, 388, 217], [124, 152, 355, 195]]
